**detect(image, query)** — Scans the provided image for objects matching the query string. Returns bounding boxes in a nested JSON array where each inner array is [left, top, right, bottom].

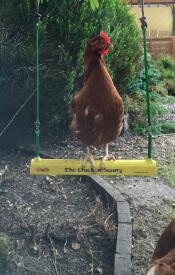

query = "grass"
[[159, 163, 175, 187], [161, 95, 175, 104], [159, 121, 175, 134]]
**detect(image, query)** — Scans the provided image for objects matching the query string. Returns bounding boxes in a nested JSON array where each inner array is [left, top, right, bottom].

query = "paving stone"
[[117, 223, 132, 241], [86, 175, 132, 275], [114, 254, 131, 275]]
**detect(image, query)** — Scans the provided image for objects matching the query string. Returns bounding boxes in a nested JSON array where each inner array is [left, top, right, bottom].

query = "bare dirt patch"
[[0, 149, 117, 275], [0, 131, 175, 275], [32, 132, 175, 275]]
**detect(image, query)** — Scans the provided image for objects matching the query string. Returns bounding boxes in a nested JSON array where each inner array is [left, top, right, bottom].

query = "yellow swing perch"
[[30, 5, 157, 177], [30, 158, 157, 176]]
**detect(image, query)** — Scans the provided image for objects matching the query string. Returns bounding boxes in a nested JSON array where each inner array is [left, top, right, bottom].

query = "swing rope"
[[34, 4, 41, 158], [32, 0, 153, 162], [140, 0, 152, 159], [30, 1, 157, 176]]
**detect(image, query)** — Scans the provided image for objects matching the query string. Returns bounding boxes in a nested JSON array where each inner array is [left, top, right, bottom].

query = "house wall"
[[131, 5, 173, 37], [147, 36, 175, 59]]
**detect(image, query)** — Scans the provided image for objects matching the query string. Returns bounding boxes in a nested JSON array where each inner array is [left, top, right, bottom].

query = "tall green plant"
[[90, 0, 99, 10]]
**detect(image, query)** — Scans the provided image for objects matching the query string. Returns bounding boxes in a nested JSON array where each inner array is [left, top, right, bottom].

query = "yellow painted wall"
[[131, 5, 173, 36]]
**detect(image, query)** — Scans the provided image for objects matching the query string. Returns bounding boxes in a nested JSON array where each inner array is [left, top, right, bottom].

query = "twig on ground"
[[78, 224, 98, 231], [14, 206, 32, 237], [63, 238, 68, 253], [48, 234, 59, 275], [88, 242, 94, 275], [46, 224, 60, 275], [104, 213, 113, 225]]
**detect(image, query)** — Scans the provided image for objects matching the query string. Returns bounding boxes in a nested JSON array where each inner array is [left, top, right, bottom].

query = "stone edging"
[[86, 175, 132, 275], [20, 147, 132, 273]]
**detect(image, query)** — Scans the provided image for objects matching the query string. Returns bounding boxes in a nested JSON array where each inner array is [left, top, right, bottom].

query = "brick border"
[[85, 175, 132, 275]]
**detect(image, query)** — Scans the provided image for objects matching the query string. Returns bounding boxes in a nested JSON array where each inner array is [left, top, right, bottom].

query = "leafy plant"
[[156, 54, 175, 95], [124, 54, 174, 134], [129, 53, 161, 93], [0, 0, 141, 133], [90, 0, 99, 10], [157, 54, 175, 70]]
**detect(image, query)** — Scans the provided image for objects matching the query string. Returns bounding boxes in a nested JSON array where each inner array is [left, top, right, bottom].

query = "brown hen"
[[147, 219, 175, 275], [71, 32, 124, 169]]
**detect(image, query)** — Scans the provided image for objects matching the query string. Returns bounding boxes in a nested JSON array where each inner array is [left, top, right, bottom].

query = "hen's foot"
[[99, 144, 116, 168], [99, 154, 116, 168]]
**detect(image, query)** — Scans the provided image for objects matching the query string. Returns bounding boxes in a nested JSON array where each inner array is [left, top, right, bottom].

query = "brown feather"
[[70, 34, 124, 147], [148, 249, 175, 275], [151, 219, 175, 262], [147, 219, 175, 275]]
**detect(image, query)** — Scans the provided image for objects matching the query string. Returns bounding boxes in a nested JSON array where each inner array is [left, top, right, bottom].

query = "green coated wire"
[[143, 29, 152, 158], [140, 0, 152, 159], [35, 20, 40, 157]]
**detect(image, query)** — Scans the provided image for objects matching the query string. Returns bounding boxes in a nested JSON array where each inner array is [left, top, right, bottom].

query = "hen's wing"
[[71, 65, 124, 146], [151, 219, 175, 262], [71, 94, 105, 145]]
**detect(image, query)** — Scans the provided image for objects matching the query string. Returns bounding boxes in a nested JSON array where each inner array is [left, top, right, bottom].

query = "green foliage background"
[[0, 0, 141, 137], [125, 53, 175, 135]]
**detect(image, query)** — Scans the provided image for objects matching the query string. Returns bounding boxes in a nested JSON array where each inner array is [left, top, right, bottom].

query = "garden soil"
[[0, 132, 175, 275]]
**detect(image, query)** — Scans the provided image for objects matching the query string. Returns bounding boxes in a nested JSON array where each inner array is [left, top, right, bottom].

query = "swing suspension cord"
[[140, 0, 152, 159], [33, 0, 152, 160], [35, 3, 41, 158]]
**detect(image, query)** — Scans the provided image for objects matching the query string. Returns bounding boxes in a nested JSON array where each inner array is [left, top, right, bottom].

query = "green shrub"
[[156, 54, 175, 94], [0, 0, 141, 133], [157, 54, 175, 70], [129, 53, 161, 92], [123, 91, 146, 134], [126, 53, 173, 134]]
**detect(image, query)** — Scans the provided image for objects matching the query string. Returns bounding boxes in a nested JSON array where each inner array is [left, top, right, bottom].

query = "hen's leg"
[[82, 147, 95, 172], [100, 144, 116, 167], [105, 144, 116, 160]]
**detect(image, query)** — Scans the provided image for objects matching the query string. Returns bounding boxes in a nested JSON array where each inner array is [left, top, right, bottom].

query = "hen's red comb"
[[99, 31, 110, 43]]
